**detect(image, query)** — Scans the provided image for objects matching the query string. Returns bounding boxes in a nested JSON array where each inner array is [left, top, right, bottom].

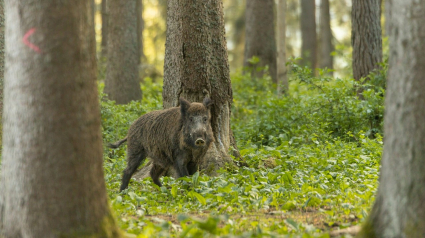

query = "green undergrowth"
[[101, 62, 385, 237]]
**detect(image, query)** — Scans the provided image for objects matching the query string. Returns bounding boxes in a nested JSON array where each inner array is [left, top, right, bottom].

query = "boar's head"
[[180, 97, 214, 149]]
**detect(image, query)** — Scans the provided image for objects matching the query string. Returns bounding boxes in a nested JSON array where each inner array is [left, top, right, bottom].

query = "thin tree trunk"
[[244, 0, 277, 83], [351, 0, 382, 81], [319, 0, 334, 73], [104, 0, 142, 104], [136, 0, 145, 65], [0, 1, 121, 237], [277, 0, 288, 94], [300, 0, 317, 70], [358, 0, 425, 237], [101, 0, 108, 56]]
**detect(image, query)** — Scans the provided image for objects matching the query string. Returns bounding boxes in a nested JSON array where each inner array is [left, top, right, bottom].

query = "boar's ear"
[[203, 97, 213, 109], [180, 97, 191, 116]]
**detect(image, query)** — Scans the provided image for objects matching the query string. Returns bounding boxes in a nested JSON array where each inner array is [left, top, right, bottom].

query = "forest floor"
[[101, 69, 384, 237]]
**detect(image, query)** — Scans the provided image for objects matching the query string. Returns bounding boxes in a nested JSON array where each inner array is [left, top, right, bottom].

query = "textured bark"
[[0, 1, 121, 237], [300, 0, 317, 70], [104, 0, 141, 104], [319, 0, 334, 72], [358, 1, 425, 237], [0, 0, 4, 131], [101, 0, 107, 56], [277, 0, 288, 94], [244, 0, 277, 83], [351, 0, 382, 81], [135, 0, 236, 179], [136, 0, 145, 65]]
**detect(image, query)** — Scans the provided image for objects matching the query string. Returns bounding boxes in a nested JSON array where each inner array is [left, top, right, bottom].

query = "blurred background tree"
[[93, 0, 380, 81]]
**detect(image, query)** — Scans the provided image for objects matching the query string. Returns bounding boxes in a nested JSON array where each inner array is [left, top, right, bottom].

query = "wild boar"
[[108, 97, 214, 191]]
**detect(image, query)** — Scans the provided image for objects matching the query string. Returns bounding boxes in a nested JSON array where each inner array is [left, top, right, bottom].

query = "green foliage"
[[232, 59, 385, 147], [100, 62, 385, 237]]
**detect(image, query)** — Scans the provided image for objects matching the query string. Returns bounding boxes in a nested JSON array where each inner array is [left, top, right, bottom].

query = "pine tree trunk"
[[0, 1, 121, 237], [351, 0, 382, 81], [319, 0, 334, 73], [244, 0, 277, 83], [358, 1, 425, 237], [136, 0, 145, 65], [277, 0, 288, 94], [300, 0, 317, 70], [104, 0, 141, 104], [101, 0, 108, 56]]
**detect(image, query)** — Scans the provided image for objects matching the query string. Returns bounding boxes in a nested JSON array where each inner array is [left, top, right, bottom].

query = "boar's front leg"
[[187, 161, 198, 175], [174, 152, 190, 178], [150, 164, 165, 187]]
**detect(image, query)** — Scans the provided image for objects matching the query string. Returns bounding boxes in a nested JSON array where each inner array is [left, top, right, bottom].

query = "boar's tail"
[[107, 137, 128, 148]]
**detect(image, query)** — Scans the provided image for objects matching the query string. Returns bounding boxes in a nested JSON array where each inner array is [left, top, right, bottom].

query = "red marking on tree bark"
[[23, 28, 42, 53]]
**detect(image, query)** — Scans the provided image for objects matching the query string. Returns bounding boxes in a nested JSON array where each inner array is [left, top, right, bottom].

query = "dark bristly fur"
[[108, 97, 214, 191]]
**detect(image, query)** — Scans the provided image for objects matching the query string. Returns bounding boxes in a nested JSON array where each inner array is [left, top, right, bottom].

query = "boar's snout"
[[195, 138, 206, 146]]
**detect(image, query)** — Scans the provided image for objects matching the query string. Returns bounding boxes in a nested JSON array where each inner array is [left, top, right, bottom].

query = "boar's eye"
[[189, 117, 194, 122], [203, 117, 208, 123]]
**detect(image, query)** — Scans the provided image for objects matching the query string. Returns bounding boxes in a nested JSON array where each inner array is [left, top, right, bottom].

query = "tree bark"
[[300, 0, 317, 70], [277, 0, 288, 95], [101, 0, 108, 56], [134, 0, 237, 179], [319, 0, 334, 73], [244, 0, 277, 83], [136, 0, 145, 65], [0, 0, 121, 237], [351, 0, 382, 81], [358, 1, 425, 237], [0, 0, 4, 138], [104, 0, 141, 104], [164, 0, 236, 170]]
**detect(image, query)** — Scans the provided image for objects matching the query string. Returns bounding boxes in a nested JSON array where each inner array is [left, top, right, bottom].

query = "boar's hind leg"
[[120, 150, 146, 191], [150, 164, 165, 187]]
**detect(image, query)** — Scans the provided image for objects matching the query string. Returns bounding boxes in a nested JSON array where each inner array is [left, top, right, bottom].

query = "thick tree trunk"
[[277, 0, 288, 95], [351, 0, 382, 81], [300, 0, 317, 70], [136, 0, 145, 65], [319, 0, 334, 73], [244, 0, 277, 83], [358, 1, 425, 237], [101, 0, 108, 56], [104, 0, 141, 104], [0, 0, 4, 137], [0, 1, 121, 237], [164, 0, 235, 171], [135, 0, 237, 179]]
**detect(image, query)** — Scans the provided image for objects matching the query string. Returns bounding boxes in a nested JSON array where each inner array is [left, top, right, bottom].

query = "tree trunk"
[[135, 0, 237, 179], [277, 0, 288, 94], [104, 0, 141, 104], [351, 0, 382, 81], [358, 1, 425, 237], [101, 0, 108, 56], [319, 0, 334, 73], [0, 1, 121, 237], [244, 0, 277, 83], [136, 0, 145, 65], [300, 0, 317, 70], [0, 0, 4, 141]]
